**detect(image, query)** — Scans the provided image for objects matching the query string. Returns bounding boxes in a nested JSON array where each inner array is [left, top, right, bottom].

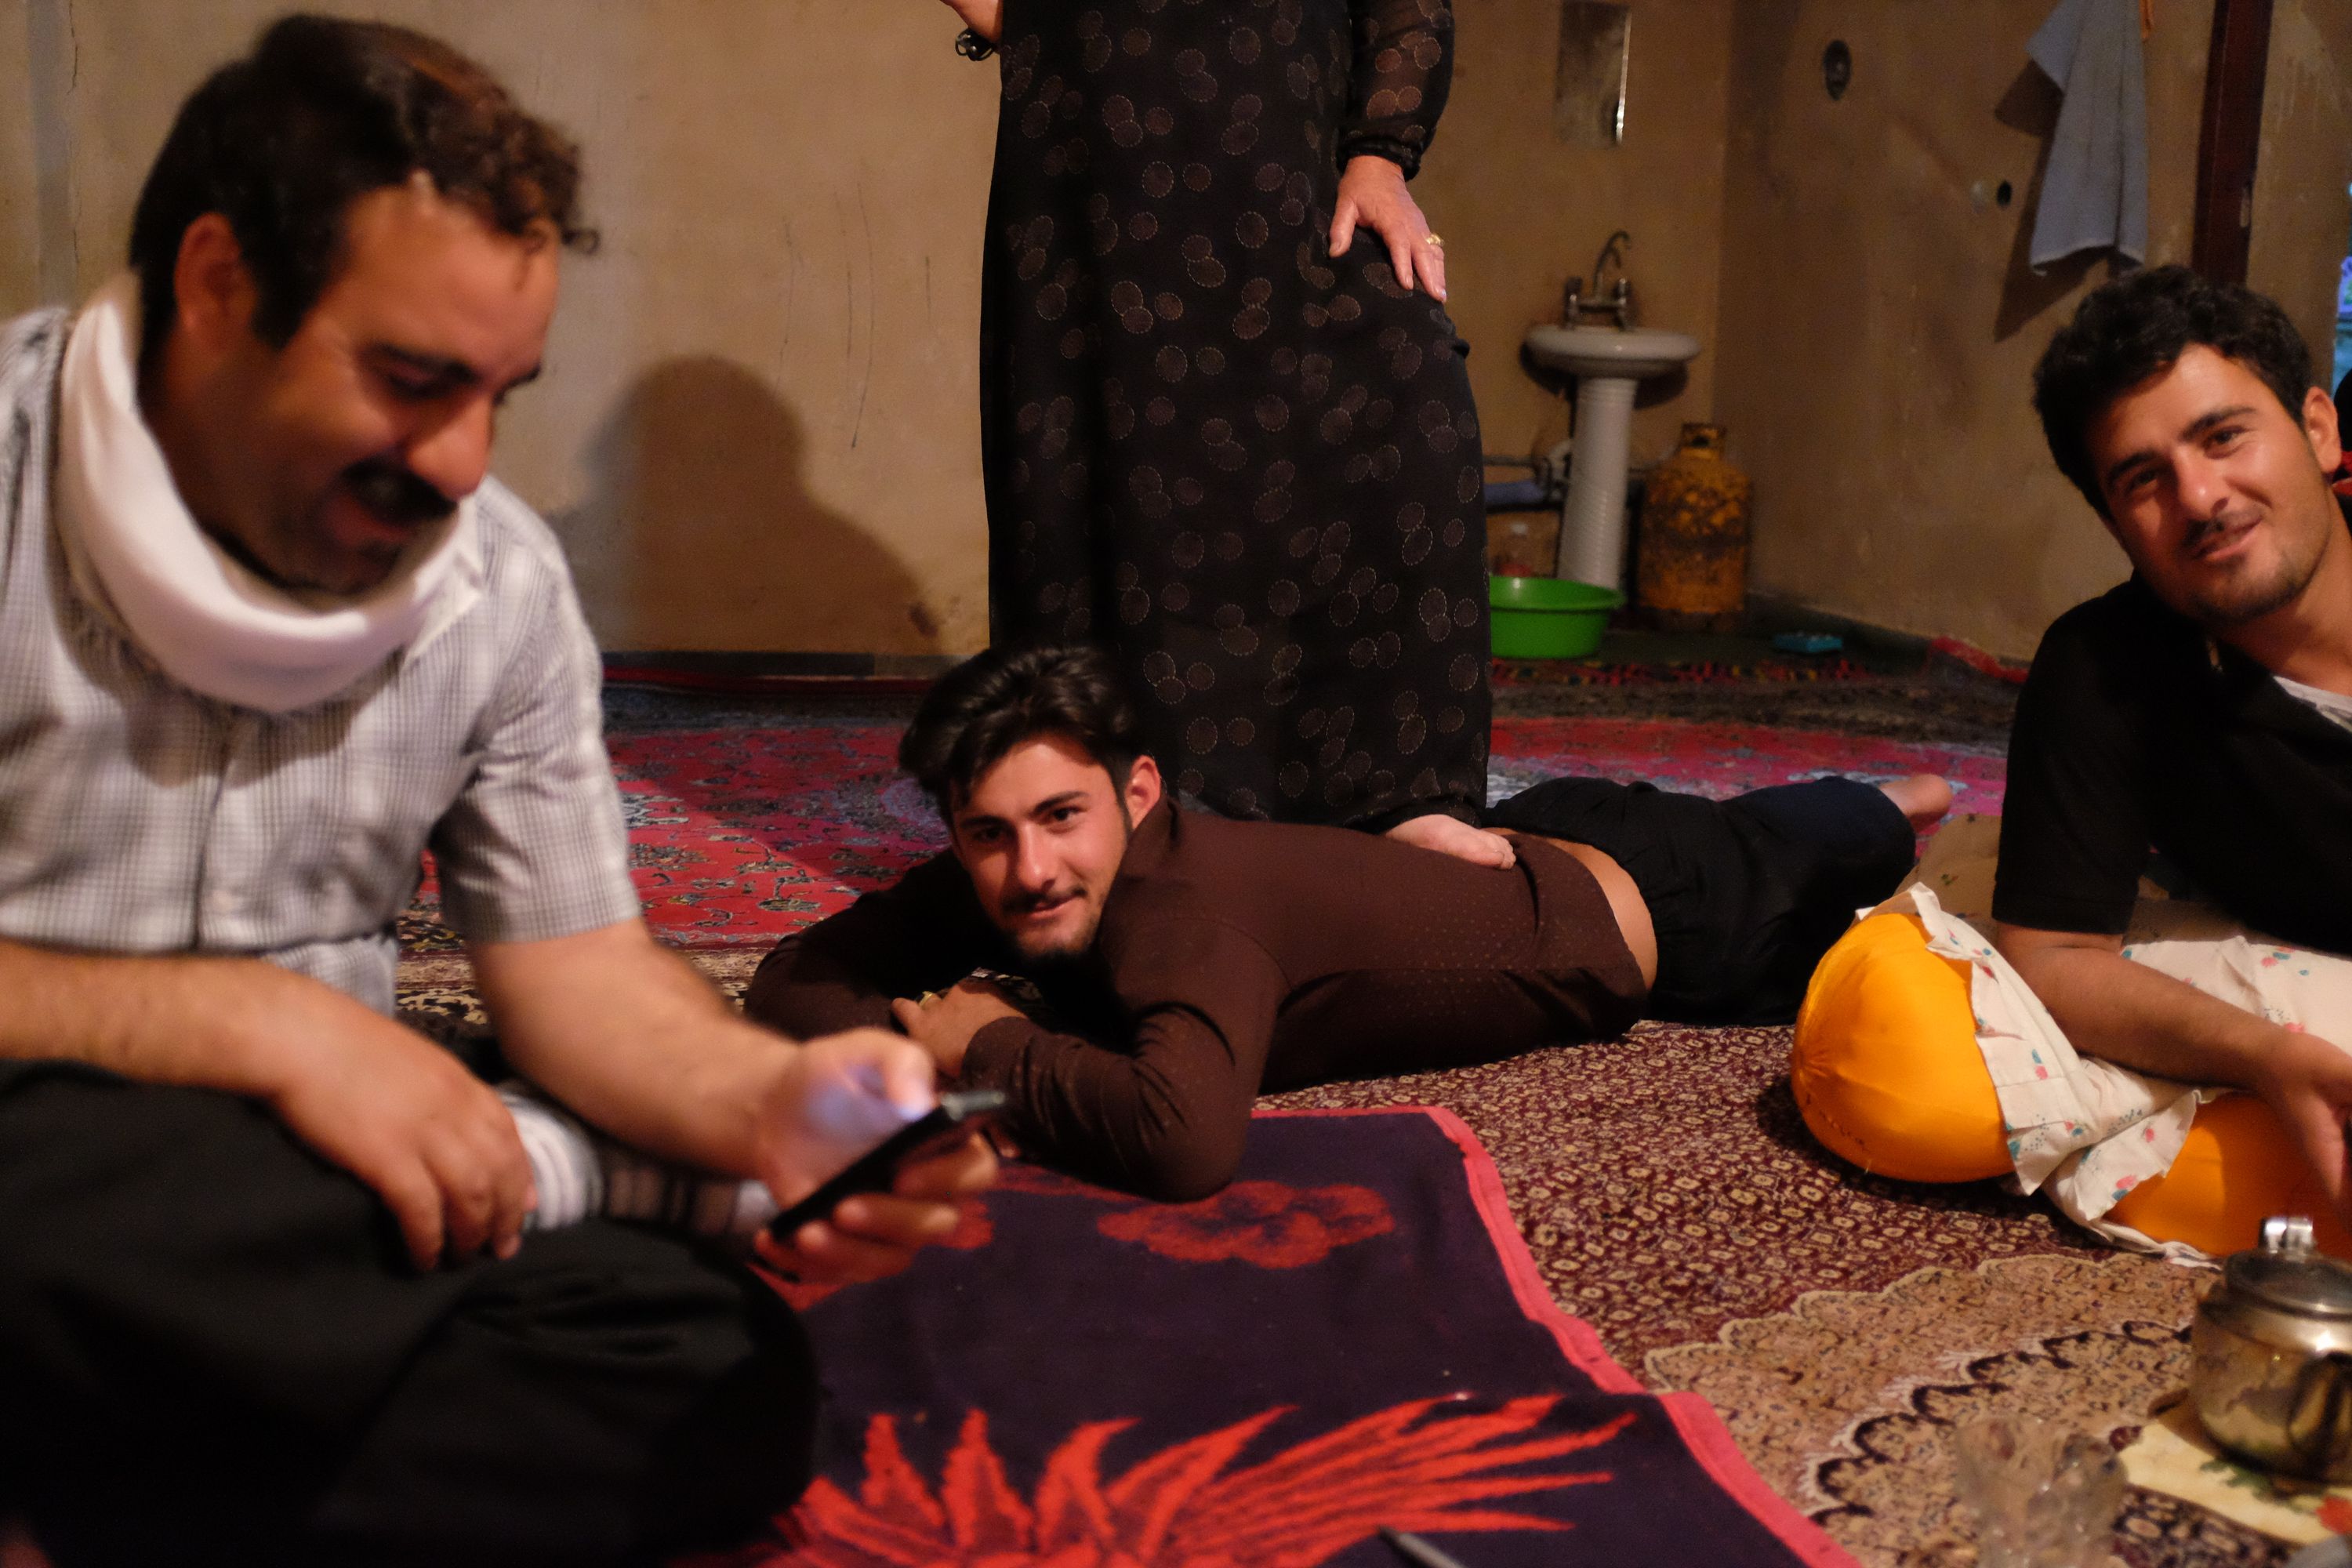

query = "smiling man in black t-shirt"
[[1997, 266, 2352, 1222]]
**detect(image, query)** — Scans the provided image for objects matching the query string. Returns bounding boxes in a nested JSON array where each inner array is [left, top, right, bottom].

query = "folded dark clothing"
[[1485, 775, 1916, 1025]]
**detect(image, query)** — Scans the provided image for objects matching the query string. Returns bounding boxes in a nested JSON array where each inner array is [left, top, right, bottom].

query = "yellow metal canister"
[[1635, 423, 1751, 633]]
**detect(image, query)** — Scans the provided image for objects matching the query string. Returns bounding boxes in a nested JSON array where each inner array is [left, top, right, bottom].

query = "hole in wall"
[[1822, 40, 1851, 101]]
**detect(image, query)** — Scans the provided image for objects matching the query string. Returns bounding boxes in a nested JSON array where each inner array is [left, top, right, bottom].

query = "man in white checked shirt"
[[0, 17, 992, 1568]]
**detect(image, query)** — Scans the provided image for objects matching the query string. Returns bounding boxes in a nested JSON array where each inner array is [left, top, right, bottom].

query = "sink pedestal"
[[1519, 323, 1701, 592], [1557, 375, 1637, 588]]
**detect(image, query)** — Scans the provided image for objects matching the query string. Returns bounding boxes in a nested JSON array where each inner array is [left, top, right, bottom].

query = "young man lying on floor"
[[1794, 267, 2352, 1255], [747, 644, 1950, 1200]]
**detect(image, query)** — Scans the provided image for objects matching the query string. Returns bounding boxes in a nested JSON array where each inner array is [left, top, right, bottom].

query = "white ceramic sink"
[[1523, 324, 1702, 380], [1519, 323, 1705, 589]]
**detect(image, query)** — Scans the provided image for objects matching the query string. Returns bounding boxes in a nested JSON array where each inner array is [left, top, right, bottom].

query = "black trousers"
[[0, 1061, 818, 1568], [1486, 775, 1917, 1025]]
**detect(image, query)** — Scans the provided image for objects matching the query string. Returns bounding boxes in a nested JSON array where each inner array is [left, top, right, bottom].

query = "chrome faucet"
[[1563, 229, 1635, 328]]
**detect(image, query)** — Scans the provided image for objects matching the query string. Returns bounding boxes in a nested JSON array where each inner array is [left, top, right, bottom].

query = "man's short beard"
[[2187, 566, 2311, 628], [1007, 922, 1100, 967], [989, 788, 1137, 968], [2179, 521, 2327, 629]]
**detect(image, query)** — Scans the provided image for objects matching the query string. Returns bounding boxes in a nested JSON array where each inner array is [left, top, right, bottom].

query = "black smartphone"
[[765, 1087, 1007, 1241]]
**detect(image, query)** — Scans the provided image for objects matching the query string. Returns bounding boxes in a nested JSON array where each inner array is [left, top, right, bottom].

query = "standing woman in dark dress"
[[938, 0, 1504, 866]]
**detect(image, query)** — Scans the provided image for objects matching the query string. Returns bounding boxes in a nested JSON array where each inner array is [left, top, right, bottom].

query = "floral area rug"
[[685, 1109, 1849, 1568], [402, 713, 2009, 956], [394, 702, 2265, 1566], [1265, 1039, 2251, 1567]]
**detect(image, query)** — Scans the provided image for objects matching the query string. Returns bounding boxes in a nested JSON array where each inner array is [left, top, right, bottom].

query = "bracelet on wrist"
[[955, 27, 996, 60]]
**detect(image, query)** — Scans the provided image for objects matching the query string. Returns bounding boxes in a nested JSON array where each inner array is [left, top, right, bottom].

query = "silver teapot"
[[2192, 1216, 2352, 1481]]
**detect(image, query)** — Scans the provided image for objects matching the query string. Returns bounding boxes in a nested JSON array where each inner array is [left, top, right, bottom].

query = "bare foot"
[[1878, 773, 1954, 830], [1384, 812, 1517, 869]]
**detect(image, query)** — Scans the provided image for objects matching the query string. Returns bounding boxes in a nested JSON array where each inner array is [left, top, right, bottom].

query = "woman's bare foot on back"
[[1385, 811, 1517, 869], [1878, 773, 1954, 830]]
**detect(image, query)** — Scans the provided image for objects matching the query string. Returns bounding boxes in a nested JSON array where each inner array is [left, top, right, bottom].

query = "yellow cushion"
[[1791, 910, 2352, 1260], [1790, 911, 2013, 1183], [2107, 1094, 2352, 1258]]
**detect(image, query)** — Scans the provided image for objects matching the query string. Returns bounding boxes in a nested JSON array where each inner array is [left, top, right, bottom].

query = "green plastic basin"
[[1489, 575, 1623, 659]]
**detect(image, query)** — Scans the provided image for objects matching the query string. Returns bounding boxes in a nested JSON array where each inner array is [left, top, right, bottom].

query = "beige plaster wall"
[[0, 0, 1004, 655], [2247, 0, 2352, 372], [1713, 0, 2223, 661], [0, 1, 1724, 656], [16, 5, 2328, 659], [0, 0, 39, 311], [1716, 0, 2352, 661], [0, 0, 1731, 658], [1419, 0, 1733, 473]]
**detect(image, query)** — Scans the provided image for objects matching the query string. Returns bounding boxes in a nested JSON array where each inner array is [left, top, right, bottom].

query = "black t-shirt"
[[1993, 577, 2352, 949]]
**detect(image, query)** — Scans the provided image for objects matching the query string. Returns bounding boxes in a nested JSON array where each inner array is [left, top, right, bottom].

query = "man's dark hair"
[[2033, 264, 2314, 517], [901, 646, 1143, 813], [128, 14, 595, 364]]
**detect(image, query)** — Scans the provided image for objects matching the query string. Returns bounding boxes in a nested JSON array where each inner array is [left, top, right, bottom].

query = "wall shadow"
[[1992, 62, 2103, 343], [561, 357, 941, 654]]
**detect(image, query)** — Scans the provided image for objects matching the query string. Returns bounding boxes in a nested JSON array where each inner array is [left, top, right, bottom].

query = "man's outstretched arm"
[[1997, 923, 2352, 1224], [742, 854, 997, 1039], [0, 936, 534, 1271], [899, 987, 1263, 1203], [894, 920, 1293, 1201], [474, 917, 996, 1283]]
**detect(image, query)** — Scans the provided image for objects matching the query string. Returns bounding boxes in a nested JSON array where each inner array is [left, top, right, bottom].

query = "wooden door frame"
[[2191, 0, 2275, 283]]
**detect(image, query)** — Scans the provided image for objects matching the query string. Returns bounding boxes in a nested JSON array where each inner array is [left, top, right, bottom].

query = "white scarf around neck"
[[54, 274, 483, 713]]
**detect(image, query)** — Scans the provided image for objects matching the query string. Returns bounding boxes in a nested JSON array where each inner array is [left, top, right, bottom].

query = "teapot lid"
[[2226, 1217, 2352, 1318]]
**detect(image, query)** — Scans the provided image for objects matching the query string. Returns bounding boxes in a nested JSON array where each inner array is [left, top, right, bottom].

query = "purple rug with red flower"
[[686, 1108, 1848, 1568], [390, 696, 2274, 1566], [406, 713, 2004, 953], [399, 696, 2267, 1565]]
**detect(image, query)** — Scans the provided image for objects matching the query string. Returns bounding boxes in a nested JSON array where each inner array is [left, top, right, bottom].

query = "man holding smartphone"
[[0, 19, 990, 1566]]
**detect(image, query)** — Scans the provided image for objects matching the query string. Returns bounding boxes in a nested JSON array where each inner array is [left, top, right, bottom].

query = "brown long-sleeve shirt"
[[743, 802, 1645, 1200]]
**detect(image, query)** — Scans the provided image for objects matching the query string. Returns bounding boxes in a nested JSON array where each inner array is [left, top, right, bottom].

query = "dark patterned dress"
[[980, 0, 1488, 829]]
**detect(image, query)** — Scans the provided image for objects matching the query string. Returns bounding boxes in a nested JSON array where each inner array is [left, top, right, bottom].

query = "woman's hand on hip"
[[936, 0, 1003, 43], [1330, 155, 1446, 302]]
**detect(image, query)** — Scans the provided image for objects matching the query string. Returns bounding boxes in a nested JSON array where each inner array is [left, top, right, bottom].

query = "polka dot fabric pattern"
[[980, 0, 1490, 829]]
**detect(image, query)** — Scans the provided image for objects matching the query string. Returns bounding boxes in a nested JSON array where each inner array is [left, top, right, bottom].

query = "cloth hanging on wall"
[[2027, 0, 2151, 270]]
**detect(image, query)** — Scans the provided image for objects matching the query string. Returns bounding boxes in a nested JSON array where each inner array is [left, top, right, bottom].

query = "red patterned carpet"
[[394, 706, 2252, 1566], [408, 714, 2009, 953]]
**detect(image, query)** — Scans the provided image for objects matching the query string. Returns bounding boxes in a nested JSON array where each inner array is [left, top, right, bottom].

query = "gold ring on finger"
[[1423, 232, 1445, 248]]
